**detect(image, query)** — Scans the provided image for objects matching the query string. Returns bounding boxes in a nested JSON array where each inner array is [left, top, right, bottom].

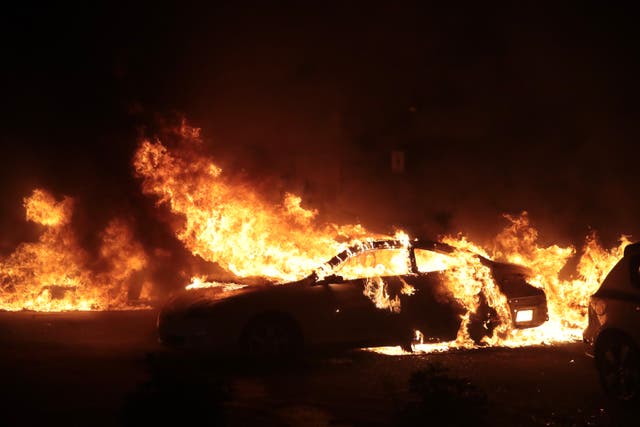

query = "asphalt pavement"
[[0, 310, 635, 426]]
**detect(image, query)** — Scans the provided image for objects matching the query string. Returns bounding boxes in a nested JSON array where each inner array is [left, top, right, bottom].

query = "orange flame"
[[133, 123, 373, 282], [440, 236, 512, 348], [0, 189, 149, 311], [24, 189, 73, 226], [4, 119, 629, 356], [133, 123, 631, 353], [490, 214, 630, 346]]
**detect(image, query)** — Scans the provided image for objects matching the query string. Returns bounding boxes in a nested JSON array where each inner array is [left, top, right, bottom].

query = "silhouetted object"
[[121, 353, 228, 426], [585, 242, 640, 403], [397, 363, 487, 427], [158, 239, 547, 358]]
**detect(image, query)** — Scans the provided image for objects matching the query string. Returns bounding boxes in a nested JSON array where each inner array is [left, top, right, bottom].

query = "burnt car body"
[[158, 239, 548, 356], [584, 242, 640, 401]]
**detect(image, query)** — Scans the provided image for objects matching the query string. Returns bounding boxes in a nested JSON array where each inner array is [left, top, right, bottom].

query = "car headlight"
[[515, 309, 534, 323]]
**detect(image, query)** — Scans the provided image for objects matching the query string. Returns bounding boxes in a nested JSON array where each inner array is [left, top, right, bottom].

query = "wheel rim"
[[601, 339, 640, 401]]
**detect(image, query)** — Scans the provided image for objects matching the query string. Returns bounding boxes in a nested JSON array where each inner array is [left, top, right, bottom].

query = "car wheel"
[[240, 313, 302, 359], [596, 333, 640, 402]]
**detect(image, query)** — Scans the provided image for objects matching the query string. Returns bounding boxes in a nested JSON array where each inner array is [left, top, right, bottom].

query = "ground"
[[0, 311, 635, 426]]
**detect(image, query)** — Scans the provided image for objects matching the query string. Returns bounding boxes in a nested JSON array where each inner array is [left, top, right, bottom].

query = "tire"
[[240, 313, 303, 360], [596, 332, 640, 402]]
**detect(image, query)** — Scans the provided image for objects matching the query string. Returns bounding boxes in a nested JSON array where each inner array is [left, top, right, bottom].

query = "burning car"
[[158, 239, 548, 357], [584, 241, 640, 401]]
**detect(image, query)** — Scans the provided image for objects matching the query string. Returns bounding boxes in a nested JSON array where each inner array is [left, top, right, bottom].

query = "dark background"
[[1, 2, 639, 264]]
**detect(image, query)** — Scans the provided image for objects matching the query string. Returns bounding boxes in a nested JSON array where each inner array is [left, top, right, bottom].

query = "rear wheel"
[[240, 313, 303, 359], [596, 332, 640, 402]]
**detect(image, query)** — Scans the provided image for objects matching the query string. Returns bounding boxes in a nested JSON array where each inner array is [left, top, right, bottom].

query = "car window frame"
[[313, 240, 457, 286], [331, 246, 413, 280]]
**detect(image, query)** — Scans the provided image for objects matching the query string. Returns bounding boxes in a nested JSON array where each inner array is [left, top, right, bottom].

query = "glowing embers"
[[0, 189, 150, 312]]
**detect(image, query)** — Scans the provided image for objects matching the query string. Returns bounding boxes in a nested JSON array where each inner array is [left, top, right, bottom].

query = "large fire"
[[0, 121, 630, 356], [0, 189, 150, 311], [133, 123, 373, 282], [132, 122, 630, 353]]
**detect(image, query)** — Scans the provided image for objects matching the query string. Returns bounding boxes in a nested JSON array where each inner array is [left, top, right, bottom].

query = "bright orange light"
[[133, 123, 631, 354], [0, 189, 149, 311]]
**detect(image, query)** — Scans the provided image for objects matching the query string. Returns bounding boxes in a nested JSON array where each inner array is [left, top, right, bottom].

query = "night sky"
[[2, 2, 640, 258]]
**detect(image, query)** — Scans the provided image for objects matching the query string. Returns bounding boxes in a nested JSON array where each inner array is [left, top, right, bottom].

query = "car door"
[[406, 248, 466, 340], [318, 247, 413, 347], [398, 272, 463, 341], [324, 277, 406, 346]]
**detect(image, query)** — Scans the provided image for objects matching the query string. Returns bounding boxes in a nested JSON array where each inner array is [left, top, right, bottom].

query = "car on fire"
[[584, 241, 640, 401], [158, 239, 548, 357]]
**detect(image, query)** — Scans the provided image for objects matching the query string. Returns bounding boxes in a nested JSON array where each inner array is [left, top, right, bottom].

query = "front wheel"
[[596, 333, 640, 402]]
